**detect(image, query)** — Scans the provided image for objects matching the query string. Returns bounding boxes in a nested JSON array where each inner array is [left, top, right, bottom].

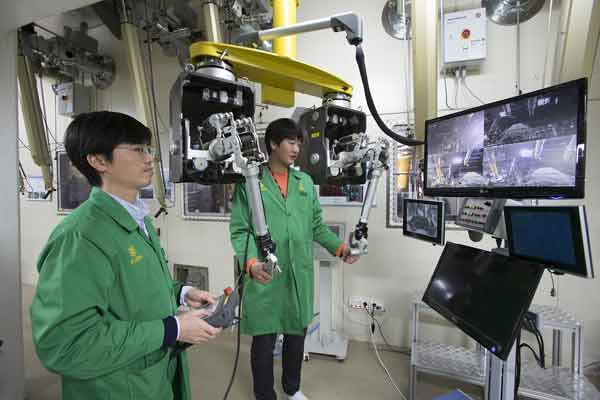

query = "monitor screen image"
[[423, 242, 544, 360], [504, 206, 594, 278], [403, 199, 445, 245], [424, 78, 587, 199]]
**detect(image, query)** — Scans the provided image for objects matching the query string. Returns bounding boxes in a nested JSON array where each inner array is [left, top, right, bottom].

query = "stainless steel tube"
[[258, 17, 331, 41], [243, 164, 269, 236], [359, 169, 382, 223]]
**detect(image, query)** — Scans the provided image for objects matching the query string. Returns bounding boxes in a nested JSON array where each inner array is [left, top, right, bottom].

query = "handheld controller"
[[172, 287, 240, 356], [202, 287, 239, 329]]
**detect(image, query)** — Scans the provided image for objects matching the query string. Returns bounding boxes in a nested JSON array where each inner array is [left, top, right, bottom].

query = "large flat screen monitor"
[[403, 199, 445, 245], [504, 206, 594, 278], [424, 78, 587, 199], [423, 242, 544, 360]]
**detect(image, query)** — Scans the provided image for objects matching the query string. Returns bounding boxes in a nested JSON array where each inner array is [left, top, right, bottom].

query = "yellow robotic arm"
[[189, 41, 352, 107]]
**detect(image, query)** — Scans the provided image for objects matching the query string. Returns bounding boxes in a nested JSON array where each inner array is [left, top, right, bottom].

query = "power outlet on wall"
[[348, 296, 386, 313]]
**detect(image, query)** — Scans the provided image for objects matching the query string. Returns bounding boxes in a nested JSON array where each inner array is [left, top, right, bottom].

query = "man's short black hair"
[[264, 118, 303, 155], [64, 111, 152, 186]]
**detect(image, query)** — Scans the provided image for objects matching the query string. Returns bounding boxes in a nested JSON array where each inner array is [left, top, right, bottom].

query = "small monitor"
[[403, 199, 445, 245], [504, 206, 594, 278], [423, 242, 544, 360]]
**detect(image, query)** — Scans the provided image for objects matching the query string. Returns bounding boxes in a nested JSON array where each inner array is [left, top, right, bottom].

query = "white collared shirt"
[[106, 191, 150, 237]]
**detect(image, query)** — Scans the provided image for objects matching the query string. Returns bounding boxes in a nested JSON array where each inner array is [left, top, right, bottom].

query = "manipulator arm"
[[347, 139, 389, 256], [170, 71, 280, 274], [295, 104, 388, 256]]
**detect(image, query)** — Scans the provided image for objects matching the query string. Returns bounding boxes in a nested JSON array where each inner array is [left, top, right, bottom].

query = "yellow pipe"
[[272, 0, 299, 59], [264, 0, 299, 106], [412, 0, 438, 159]]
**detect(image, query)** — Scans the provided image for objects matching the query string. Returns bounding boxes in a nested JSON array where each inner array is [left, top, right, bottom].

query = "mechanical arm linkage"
[[330, 135, 390, 256], [171, 10, 422, 267], [191, 112, 280, 275]]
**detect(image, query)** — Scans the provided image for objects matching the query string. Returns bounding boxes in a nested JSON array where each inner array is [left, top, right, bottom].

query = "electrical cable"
[[355, 45, 423, 147], [461, 68, 485, 105], [19, 162, 34, 192], [221, 229, 250, 400], [454, 69, 460, 107], [519, 343, 544, 366], [516, 314, 547, 398], [442, 70, 455, 110], [533, 326, 545, 368], [18, 138, 31, 152], [363, 307, 410, 356], [526, 316, 546, 368], [369, 320, 409, 400], [37, 72, 58, 146], [144, 0, 169, 216], [462, 80, 485, 105], [548, 270, 556, 297], [521, 315, 546, 367]]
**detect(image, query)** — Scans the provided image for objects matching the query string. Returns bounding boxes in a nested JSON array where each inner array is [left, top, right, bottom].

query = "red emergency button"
[[224, 287, 233, 296], [461, 29, 471, 39]]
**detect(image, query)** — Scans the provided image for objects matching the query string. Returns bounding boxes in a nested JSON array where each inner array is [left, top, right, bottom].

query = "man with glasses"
[[31, 111, 221, 400]]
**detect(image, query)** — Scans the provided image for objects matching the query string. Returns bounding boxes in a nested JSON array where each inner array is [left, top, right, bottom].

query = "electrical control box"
[[55, 82, 92, 117], [442, 8, 487, 68]]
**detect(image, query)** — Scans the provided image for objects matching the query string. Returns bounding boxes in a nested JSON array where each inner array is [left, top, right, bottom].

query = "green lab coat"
[[230, 166, 343, 336], [31, 187, 191, 400]]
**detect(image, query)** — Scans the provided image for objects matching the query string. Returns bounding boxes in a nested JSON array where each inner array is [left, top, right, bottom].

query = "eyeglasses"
[[115, 145, 155, 157]]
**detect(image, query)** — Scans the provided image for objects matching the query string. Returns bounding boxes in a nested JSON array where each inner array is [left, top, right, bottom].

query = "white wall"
[[18, 0, 600, 365]]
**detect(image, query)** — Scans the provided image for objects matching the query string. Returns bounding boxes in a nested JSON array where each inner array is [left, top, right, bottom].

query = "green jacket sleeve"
[[161, 246, 184, 303], [229, 183, 260, 273], [31, 231, 165, 380], [310, 179, 344, 255]]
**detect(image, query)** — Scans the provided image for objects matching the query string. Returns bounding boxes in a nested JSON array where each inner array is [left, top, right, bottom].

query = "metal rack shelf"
[[520, 362, 600, 400], [409, 292, 600, 400], [411, 341, 486, 386]]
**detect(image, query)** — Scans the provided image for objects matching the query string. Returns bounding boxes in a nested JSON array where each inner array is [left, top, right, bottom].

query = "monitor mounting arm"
[[235, 12, 363, 47], [235, 11, 423, 148]]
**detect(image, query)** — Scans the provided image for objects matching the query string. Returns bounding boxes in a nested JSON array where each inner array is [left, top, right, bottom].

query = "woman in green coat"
[[31, 112, 221, 400], [230, 118, 359, 400]]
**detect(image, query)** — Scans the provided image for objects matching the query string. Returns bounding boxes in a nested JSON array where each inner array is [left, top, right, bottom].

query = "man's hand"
[[184, 288, 218, 309], [250, 262, 272, 285], [342, 246, 360, 264], [177, 308, 222, 344]]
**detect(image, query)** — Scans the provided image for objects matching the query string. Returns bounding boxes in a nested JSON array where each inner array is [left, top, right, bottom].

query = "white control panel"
[[455, 198, 505, 234], [443, 8, 487, 67]]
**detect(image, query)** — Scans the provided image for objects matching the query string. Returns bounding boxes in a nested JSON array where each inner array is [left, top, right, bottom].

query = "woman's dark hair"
[[64, 111, 152, 186], [264, 118, 303, 155]]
